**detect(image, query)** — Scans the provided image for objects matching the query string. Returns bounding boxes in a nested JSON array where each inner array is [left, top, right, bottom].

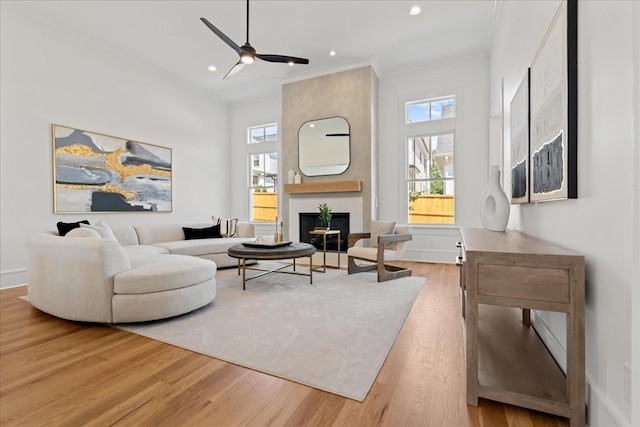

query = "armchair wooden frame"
[[347, 232, 412, 282]]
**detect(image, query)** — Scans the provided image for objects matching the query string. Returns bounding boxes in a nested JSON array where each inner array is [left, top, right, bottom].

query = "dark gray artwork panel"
[[531, 132, 564, 194]]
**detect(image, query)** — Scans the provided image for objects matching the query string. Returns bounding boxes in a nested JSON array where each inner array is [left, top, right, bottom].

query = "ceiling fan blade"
[[200, 17, 241, 54], [223, 61, 246, 80], [256, 54, 309, 65]]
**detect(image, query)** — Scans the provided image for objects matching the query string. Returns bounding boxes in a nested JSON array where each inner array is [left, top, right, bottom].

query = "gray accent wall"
[[281, 66, 377, 234]]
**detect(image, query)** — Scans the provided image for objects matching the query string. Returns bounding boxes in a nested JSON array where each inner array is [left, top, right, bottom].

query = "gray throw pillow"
[[66, 227, 101, 238], [80, 221, 117, 241]]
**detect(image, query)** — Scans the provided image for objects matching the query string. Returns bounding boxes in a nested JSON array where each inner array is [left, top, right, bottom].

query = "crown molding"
[[278, 56, 379, 86]]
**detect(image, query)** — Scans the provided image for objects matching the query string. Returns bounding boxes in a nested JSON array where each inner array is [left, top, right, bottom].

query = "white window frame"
[[247, 123, 280, 221], [400, 94, 458, 226]]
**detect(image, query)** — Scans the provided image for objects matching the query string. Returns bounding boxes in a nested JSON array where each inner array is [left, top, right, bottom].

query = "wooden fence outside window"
[[251, 193, 454, 225]]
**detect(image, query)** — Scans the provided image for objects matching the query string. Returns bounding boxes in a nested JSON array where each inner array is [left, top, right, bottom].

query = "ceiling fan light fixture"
[[240, 52, 255, 64]]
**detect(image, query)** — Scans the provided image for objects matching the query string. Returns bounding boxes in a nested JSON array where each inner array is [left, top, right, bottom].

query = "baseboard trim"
[[586, 373, 629, 427], [531, 311, 630, 426], [1, 268, 27, 289], [404, 249, 457, 264], [530, 310, 567, 373], [0, 282, 27, 290]]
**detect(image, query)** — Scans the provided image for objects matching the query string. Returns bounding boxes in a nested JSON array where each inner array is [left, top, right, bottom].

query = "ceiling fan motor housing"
[[240, 43, 256, 64]]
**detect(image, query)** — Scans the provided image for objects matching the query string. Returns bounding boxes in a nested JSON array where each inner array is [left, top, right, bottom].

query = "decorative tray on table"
[[242, 241, 293, 249]]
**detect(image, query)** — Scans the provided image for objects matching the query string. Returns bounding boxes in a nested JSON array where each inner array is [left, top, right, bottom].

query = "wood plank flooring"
[[0, 262, 569, 426]]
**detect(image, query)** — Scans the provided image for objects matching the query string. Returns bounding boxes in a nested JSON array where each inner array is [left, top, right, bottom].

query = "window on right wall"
[[404, 96, 456, 225]]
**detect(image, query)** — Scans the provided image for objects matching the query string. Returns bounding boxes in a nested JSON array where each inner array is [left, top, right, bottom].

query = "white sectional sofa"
[[113, 222, 256, 268], [26, 222, 256, 323]]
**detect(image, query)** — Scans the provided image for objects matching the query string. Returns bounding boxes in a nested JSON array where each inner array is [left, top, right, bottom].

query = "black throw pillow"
[[183, 224, 222, 240], [57, 220, 90, 236]]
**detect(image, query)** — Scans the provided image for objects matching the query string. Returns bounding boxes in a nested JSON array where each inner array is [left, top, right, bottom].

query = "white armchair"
[[347, 223, 412, 282]]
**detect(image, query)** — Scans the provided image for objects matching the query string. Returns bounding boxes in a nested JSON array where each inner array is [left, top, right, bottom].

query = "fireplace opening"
[[299, 212, 350, 252]]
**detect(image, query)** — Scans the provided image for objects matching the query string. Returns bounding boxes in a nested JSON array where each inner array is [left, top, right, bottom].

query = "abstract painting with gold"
[[53, 124, 172, 213]]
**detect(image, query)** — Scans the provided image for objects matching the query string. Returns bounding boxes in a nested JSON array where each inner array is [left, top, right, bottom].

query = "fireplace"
[[299, 212, 350, 252]]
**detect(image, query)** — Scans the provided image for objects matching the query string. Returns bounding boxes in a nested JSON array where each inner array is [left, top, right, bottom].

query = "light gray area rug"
[[116, 266, 425, 401]]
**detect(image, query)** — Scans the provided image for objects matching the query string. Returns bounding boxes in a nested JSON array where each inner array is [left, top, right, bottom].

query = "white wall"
[[378, 56, 490, 263], [0, 6, 230, 288], [491, 1, 639, 425], [632, 3, 640, 425], [229, 96, 282, 237]]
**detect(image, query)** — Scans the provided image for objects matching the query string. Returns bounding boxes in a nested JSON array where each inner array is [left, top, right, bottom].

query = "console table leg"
[[522, 308, 531, 327], [466, 259, 479, 406]]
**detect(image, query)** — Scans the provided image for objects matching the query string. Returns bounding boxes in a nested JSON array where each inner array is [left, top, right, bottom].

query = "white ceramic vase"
[[480, 165, 510, 231]]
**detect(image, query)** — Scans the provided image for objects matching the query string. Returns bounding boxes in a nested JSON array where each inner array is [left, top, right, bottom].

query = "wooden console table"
[[460, 228, 585, 426]]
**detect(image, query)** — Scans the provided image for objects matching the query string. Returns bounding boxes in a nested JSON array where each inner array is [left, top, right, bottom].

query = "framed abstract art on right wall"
[[529, 0, 578, 202]]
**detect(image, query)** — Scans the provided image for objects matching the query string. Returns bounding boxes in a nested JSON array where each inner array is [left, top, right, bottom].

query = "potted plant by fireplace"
[[318, 203, 332, 230]]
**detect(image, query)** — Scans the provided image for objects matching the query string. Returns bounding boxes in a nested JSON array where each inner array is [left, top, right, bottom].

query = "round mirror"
[[298, 116, 350, 176]]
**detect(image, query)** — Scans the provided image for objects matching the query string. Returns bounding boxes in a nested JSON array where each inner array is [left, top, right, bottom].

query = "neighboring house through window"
[[403, 96, 456, 224], [248, 124, 278, 221]]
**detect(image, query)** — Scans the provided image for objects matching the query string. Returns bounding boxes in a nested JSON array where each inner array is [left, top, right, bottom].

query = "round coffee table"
[[227, 242, 316, 290]]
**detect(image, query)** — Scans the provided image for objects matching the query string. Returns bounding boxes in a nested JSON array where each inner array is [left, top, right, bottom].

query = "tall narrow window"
[[404, 96, 456, 224], [248, 124, 278, 221]]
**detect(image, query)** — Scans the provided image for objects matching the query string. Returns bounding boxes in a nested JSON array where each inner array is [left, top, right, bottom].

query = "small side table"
[[309, 229, 341, 272]]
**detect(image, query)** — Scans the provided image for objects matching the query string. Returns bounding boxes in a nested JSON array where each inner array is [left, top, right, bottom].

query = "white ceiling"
[[6, 0, 496, 103]]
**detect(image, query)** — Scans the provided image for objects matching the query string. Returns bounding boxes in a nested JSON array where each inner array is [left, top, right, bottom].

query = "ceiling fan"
[[201, 0, 309, 80]]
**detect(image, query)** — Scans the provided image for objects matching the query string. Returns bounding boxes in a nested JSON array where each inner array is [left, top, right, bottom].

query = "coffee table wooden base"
[[227, 242, 316, 290]]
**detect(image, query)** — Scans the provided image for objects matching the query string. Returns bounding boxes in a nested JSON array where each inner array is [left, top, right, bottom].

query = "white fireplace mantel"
[[289, 196, 363, 242]]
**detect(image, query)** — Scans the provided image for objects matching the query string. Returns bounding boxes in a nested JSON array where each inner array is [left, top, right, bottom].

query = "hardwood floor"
[[0, 262, 569, 426]]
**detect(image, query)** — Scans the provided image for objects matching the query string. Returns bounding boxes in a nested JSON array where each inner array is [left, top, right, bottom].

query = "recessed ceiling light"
[[409, 5, 421, 16], [329, 50, 336, 56], [207, 65, 217, 72]]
